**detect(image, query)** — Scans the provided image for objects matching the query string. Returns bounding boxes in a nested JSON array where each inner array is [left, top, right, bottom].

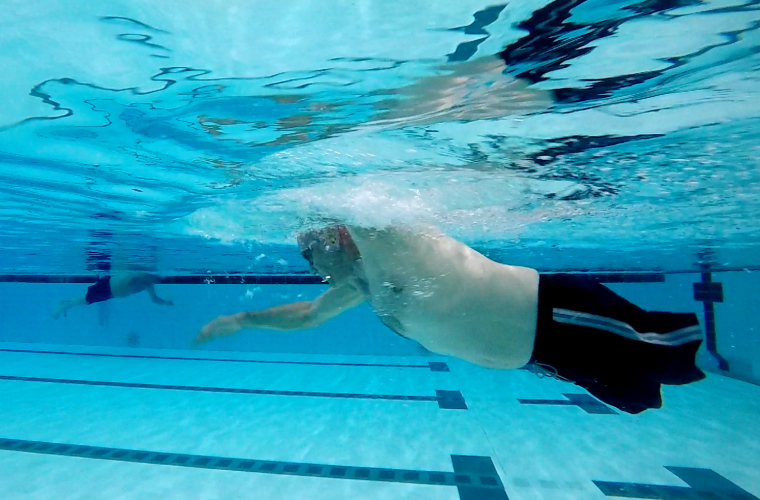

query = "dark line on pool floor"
[[694, 262, 730, 371], [518, 393, 617, 414], [0, 438, 504, 492], [0, 272, 666, 284], [1, 269, 759, 283], [0, 375, 467, 409], [594, 466, 759, 500], [0, 348, 448, 371]]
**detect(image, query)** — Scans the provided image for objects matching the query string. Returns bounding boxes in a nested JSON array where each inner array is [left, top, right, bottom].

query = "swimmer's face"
[[297, 228, 353, 284]]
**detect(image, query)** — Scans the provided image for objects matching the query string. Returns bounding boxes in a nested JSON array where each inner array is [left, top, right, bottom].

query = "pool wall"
[[0, 271, 757, 383], [0, 283, 427, 356]]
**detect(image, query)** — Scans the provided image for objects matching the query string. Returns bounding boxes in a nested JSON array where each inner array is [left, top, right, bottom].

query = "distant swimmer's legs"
[[53, 276, 114, 319]]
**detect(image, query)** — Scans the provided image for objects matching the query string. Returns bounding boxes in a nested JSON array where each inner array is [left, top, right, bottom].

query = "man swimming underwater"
[[197, 225, 705, 413], [54, 272, 173, 319]]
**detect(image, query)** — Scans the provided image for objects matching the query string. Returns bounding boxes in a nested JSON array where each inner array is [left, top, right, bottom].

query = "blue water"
[[0, 0, 759, 274], [1, 3, 760, 499]]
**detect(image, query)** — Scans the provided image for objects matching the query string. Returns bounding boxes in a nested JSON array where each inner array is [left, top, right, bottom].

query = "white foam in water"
[[175, 166, 591, 246], [169, 125, 594, 246], [1, 0, 759, 267]]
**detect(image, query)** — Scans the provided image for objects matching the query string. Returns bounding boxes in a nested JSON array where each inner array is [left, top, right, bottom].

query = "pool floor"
[[0, 343, 757, 499]]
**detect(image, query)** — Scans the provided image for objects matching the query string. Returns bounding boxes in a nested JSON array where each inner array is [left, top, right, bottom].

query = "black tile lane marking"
[[5, 437, 755, 499], [694, 262, 729, 371], [0, 438, 505, 494], [436, 390, 468, 410], [452, 455, 509, 499], [0, 348, 449, 372], [428, 362, 450, 372], [595, 466, 758, 499], [517, 393, 617, 414], [0, 375, 467, 410]]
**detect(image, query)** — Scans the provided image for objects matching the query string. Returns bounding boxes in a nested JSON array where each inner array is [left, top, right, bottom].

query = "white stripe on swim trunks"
[[552, 308, 703, 346]]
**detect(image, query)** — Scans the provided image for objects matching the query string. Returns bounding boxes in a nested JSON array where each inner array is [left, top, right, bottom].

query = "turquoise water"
[[1, 1, 759, 499], [1, 0, 759, 273]]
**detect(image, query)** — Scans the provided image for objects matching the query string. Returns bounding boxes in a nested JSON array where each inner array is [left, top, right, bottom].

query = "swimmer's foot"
[[52, 300, 71, 320], [195, 314, 242, 343]]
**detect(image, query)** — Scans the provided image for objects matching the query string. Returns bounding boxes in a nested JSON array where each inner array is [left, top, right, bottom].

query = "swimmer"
[[198, 225, 705, 413], [53, 272, 173, 319]]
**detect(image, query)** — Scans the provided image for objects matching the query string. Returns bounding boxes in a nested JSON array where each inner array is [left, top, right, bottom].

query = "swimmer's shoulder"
[[347, 274, 371, 298]]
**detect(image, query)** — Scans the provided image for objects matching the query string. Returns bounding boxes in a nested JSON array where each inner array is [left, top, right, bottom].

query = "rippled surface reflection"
[[0, 0, 758, 273]]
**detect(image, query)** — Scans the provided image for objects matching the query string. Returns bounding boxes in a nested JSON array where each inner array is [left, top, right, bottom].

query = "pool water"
[[0, 0, 759, 498]]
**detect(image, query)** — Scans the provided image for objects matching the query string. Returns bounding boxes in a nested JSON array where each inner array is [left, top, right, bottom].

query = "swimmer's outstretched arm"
[[195, 284, 365, 343]]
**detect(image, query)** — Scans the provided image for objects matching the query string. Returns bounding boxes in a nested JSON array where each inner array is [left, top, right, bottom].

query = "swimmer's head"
[[297, 226, 359, 285]]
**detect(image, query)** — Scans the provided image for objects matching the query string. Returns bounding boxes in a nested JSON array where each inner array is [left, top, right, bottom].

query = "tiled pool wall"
[[0, 276, 426, 357], [0, 271, 757, 384]]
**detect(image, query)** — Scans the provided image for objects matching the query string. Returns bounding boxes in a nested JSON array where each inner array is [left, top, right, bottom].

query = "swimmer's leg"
[[53, 296, 87, 319], [145, 283, 173, 306]]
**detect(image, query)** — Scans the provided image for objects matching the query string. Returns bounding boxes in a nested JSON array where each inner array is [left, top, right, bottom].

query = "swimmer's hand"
[[195, 314, 242, 343]]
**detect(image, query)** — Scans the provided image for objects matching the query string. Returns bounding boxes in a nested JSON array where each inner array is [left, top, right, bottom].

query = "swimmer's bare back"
[[102, 273, 172, 305], [109, 273, 156, 298], [346, 226, 539, 369], [197, 225, 538, 370]]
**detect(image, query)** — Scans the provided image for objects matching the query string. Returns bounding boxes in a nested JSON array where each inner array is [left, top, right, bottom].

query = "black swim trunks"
[[530, 274, 705, 414], [85, 276, 114, 304]]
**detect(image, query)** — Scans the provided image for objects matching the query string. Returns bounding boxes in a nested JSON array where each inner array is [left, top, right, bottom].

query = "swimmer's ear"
[[336, 227, 358, 256], [297, 230, 319, 248]]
